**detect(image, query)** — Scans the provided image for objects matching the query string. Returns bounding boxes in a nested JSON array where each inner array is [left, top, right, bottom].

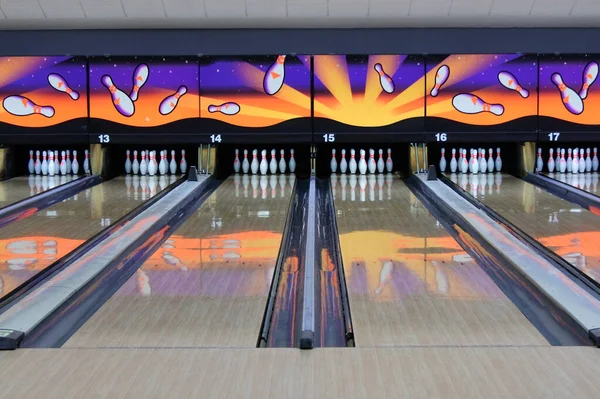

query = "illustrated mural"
[[425, 54, 538, 132], [0, 56, 87, 132], [313, 54, 425, 132], [199, 55, 312, 132], [539, 54, 600, 131], [88, 56, 199, 132]]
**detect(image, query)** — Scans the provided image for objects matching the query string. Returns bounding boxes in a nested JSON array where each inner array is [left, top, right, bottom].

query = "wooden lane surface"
[[0, 175, 78, 209]]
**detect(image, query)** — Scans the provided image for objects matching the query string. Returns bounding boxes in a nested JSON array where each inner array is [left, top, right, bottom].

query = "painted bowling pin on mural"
[[497, 71, 529, 98], [579, 61, 599, 100], [373, 63, 395, 94], [101, 75, 135, 117], [130, 63, 149, 102], [208, 102, 240, 116], [3, 95, 55, 118], [452, 93, 504, 116], [550, 73, 584, 115], [430, 65, 449, 97], [159, 86, 187, 115], [47, 73, 79, 100], [263, 55, 286, 95]]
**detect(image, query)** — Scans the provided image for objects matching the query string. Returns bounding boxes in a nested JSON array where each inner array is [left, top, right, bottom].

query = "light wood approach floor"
[[0, 175, 78, 209], [64, 176, 294, 349], [332, 176, 549, 347], [0, 346, 599, 398], [0, 176, 171, 300]]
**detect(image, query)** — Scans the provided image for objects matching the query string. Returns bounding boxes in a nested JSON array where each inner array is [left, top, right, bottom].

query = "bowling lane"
[[448, 172, 600, 285], [332, 174, 549, 347], [0, 175, 80, 209], [545, 172, 600, 196], [0, 175, 176, 300], [64, 174, 294, 349]]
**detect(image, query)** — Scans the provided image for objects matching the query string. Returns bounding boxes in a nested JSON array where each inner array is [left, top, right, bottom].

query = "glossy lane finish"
[[332, 174, 548, 347], [547, 172, 600, 196], [0, 175, 79, 209], [450, 173, 600, 285], [0, 175, 174, 300], [64, 174, 294, 349]]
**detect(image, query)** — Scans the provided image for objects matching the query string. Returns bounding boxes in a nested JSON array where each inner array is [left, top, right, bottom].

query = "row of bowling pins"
[[331, 149, 393, 174], [28, 149, 89, 176], [233, 174, 295, 199], [331, 174, 395, 202], [550, 171, 599, 193], [125, 149, 187, 175], [440, 148, 503, 174], [125, 174, 178, 201], [234, 149, 296, 175], [536, 147, 599, 173]]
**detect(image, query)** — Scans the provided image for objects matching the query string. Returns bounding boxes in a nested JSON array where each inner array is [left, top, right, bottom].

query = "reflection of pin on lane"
[[47, 73, 79, 100], [497, 71, 529, 98], [208, 102, 240, 115], [579, 61, 599, 100], [130, 63, 149, 102], [551, 73, 584, 115], [430, 64, 449, 97], [3, 95, 55, 118], [263, 55, 286, 95], [159, 86, 187, 115], [452, 93, 504, 116], [101, 75, 135, 117], [373, 63, 395, 94]]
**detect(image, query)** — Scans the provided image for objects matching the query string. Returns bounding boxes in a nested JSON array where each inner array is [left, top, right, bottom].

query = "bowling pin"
[[580, 61, 599, 100], [593, 148, 599, 172], [159, 151, 167, 175], [430, 65, 449, 97], [28, 150, 34, 174], [66, 150, 72, 174], [83, 150, 90, 174], [60, 151, 67, 175], [452, 93, 504, 116], [242, 149, 250, 174], [548, 148, 555, 173], [373, 63, 395, 94], [580, 149, 586, 173], [130, 63, 149, 102], [495, 148, 502, 172], [125, 150, 132, 174], [573, 149, 580, 174], [269, 149, 278, 174], [48, 152, 55, 176], [567, 149, 573, 172], [140, 151, 147, 175], [132, 150, 140, 174], [47, 73, 79, 100], [497, 71, 529, 98], [439, 148, 447, 172], [233, 149, 241, 173], [461, 149, 468, 173], [340, 149, 348, 174], [487, 148, 494, 173], [536, 148, 543, 172], [450, 148, 457, 173], [479, 149, 487, 173], [72, 150, 79, 175], [470, 150, 479, 174], [377, 149, 385, 173], [551, 73, 584, 115], [279, 149, 286, 174], [169, 150, 177, 174], [358, 149, 368, 175], [101, 75, 135, 117], [289, 149, 296, 173], [251, 149, 259, 174], [386, 148, 393, 173], [159, 86, 187, 115], [208, 102, 240, 115], [180, 149, 187, 174], [349, 149, 357, 174], [260, 150, 268, 175], [3, 95, 54, 118], [330, 149, 337, 173], [263, 55, 286, 95], [34, 150, 41, 174], [586, 148, 592, 172], [368, 149, 376, 173], [560, 149, 567, 173]]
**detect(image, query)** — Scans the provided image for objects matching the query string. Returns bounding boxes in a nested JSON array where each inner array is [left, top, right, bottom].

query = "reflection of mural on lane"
[[200, 55, 311, 128], [313, 54, 425, 129], [539, 54, 600, 130], [426, 54, 537, 131], [89, 56, 198, 127], [0, 56, 87, 128]]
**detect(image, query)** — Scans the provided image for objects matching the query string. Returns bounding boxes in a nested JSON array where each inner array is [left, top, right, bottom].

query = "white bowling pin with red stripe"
[[373, 63, 395, 94], [263, 55, 286, 95], [580, 61, 599, 100], [452, 93, 504, 116], [159, 86, 187, 115], [497, 71, 529, 98], [3, 95, 55, 118], [47, 73, 79, 100], [430, 65, 449, 97], [130, 64, 149, 102]]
